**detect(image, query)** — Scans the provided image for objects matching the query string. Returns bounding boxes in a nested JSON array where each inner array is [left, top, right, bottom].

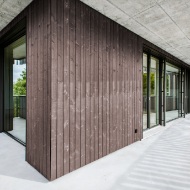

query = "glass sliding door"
[[4, 36, 26, 143], [143, 52, 186, 130], [143, 54, 148, 130], [165, 63, 180, 122], [180, 69, 185, 118], [150, 56, 159, 127], [143, 53, 159, 130]]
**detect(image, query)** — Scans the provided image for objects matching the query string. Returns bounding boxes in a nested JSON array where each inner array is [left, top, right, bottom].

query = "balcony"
[[0, 115, 190, 189], [6, 96, 26, 143]]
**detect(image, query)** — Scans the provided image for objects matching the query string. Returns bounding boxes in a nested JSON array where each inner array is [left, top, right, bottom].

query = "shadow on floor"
[[112, 120, 190, 190], [0, 133, 48, 183]]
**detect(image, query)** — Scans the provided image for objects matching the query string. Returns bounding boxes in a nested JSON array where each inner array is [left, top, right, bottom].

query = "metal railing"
[[143, 96, 178, 112], [13, 95, 26, 119]]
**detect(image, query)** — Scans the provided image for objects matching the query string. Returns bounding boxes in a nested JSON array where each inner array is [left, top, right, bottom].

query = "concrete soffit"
[[0, 0, 33, 32], [1, 0, 190, 65], [80, 0, 190, 65]]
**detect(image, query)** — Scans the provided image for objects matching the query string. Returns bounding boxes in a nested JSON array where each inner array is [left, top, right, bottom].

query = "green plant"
[[143, 72, 155, 96], [13, 69, 26, 95]]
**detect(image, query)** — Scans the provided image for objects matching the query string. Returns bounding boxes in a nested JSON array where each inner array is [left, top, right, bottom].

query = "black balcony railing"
[[13, 95, 26, 119], [143, 96, 178, 113]]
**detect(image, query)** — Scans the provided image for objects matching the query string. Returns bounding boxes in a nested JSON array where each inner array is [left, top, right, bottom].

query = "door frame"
[[0, 19, 26, 146], [143, 51, 161, 130], [143, 49, 187, 130]]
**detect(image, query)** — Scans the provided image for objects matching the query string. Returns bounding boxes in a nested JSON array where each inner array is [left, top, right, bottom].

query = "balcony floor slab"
[[0, 115, 190, 189]]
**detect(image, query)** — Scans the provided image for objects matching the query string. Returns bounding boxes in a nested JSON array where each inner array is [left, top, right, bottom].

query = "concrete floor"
[[0, 116, 190, 190]]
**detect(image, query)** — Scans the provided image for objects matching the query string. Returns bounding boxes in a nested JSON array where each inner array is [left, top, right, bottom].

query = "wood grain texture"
[[75, 0, 81, 169], [26, 0, 52, 180], [2, 0, 189, 181], [49, 0, 144, 179]]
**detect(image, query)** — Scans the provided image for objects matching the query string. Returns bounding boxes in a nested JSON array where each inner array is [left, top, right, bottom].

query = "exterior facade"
[[0, 0, 190, 181]]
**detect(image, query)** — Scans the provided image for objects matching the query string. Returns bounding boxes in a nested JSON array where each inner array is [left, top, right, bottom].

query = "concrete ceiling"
[[1, 0, 190, 65], [0, 0, 33, 31], [13, 43, 26, 59], [80, 0, 190, 65]]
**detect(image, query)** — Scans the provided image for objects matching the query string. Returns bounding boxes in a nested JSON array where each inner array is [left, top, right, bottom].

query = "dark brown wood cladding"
[[1, 0, 189, 181], [26, 0, 51, 180], [49, 0, 143, 180], [25, 0, 144, 180]]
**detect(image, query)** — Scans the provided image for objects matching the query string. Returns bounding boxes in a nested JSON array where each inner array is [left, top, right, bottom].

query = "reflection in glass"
[[165, 63, 180, 122], [143, 54, 148, 130], [150, 56, 159, 127], [143, 54, 159, 130], [4, 36, 26, 143]]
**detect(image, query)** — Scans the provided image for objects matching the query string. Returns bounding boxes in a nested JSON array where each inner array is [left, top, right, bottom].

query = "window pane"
[[165, 62, 179, 122], [4, 36, 26, 143], [150, 56, 159, 127], [143, 53, 148, 130]]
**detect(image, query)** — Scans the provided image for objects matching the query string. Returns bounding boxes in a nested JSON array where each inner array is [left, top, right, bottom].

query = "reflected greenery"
[[13, 69, 26, 96], [143, 72, 155, 96]]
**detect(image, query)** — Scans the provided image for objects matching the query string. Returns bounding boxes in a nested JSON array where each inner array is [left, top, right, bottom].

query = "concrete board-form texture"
[[0, 0, 189, 181]]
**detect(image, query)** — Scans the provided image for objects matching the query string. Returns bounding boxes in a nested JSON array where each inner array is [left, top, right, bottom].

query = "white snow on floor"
[[0, 115, 190, 190]]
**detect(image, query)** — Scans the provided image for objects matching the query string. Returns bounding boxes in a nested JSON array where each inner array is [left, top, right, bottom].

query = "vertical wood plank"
[[38, 0, 44, 174], [80, 3, 86, 167], [120, 27, 125, 148], [112, 22, 117, 152], [102, 16, 107, 157], [46, 0, 51, 179], [69, 0, 76, 172], [128, 31, 133, 145], [106, 19, 110, 154], [132, 34, 135, 144], [42, 0, 47, 175], [33, 0, 38, 170], [63, 0, 70, 175], [134, 35, 138, 142], [90, 9, 95, 162], [118, 26, 122, 149], [123, 31, 128, 146], [42, 0, 50, 177], [30, 0, 35, 171], [51, 0, 58, 179], [116, 23, 120, 150], [94, 11, 99, 161], [98, 14, 103, 158], [138, 37, 143, 141], [75, 0, 81, 170], [109, 20, 114, 153], [85, 6, 91, 165], [56, 0, 64, 177]]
